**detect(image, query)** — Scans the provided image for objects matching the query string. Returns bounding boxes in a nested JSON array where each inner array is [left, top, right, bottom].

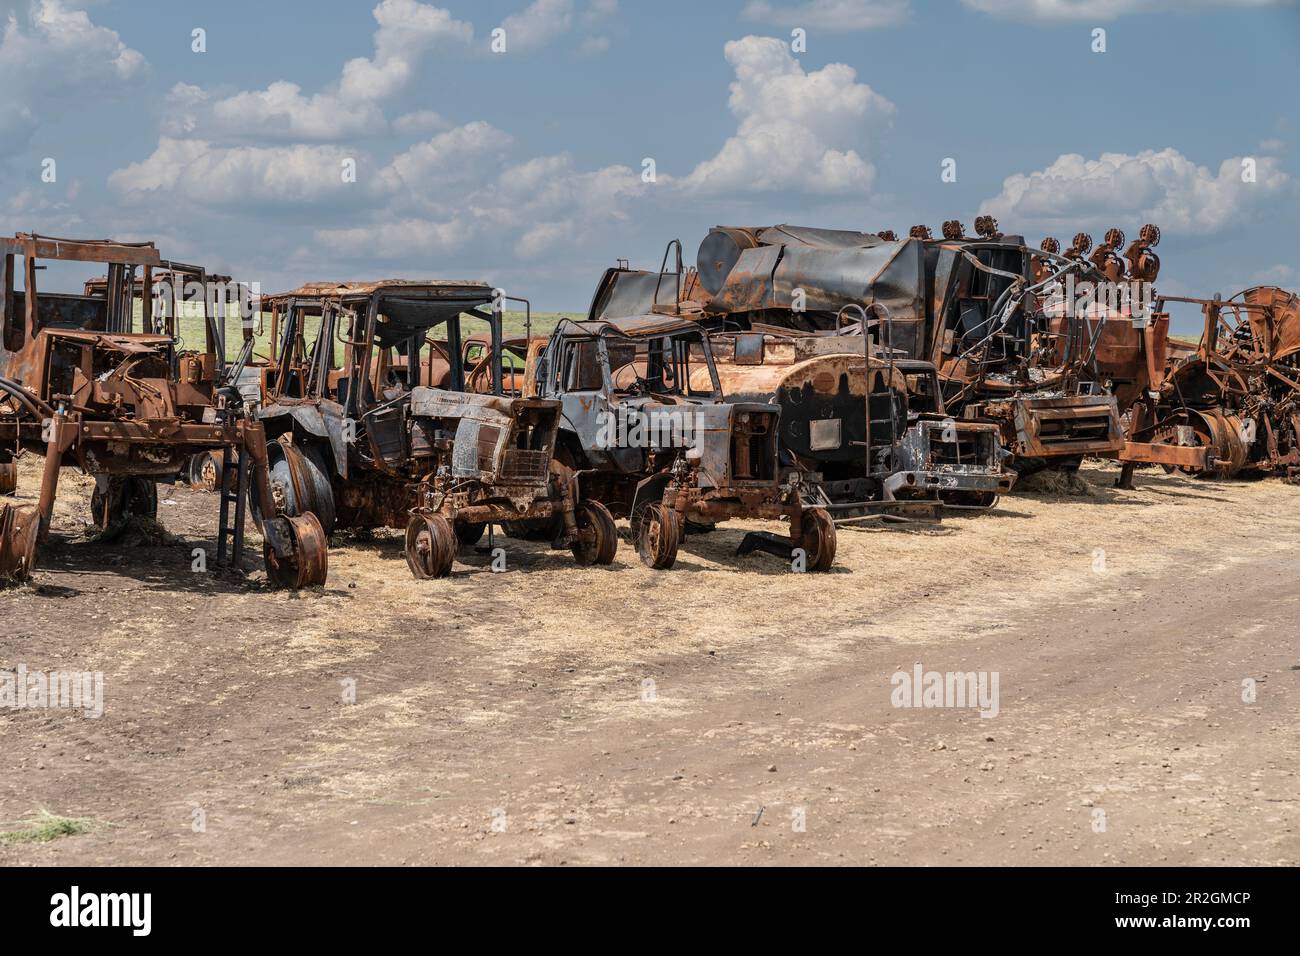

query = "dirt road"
[[2, 458, 1296, 865]]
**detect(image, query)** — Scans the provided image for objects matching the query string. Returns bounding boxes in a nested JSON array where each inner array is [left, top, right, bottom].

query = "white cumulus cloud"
[[742, 0, 909, 30], [681, 36, 895, 195], [0, 0, 146, 154], [961, 0, 1294, 21], [500, 0, 576, 52], [198, 1, 472, 141], [109, 138, 363, 206], [979, 148, 1295, 234]]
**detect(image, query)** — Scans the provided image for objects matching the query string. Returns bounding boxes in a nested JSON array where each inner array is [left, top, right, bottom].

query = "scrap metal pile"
[[0, 221, 1295, 585], [1119, 285, 1300, 482]]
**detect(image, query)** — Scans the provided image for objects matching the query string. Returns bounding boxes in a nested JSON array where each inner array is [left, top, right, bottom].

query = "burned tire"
[[455, 521, 486, 548], [263, 513, 329, 589], [635, 501, 681, 570], [571, 500, 618, 566], [405, 514, 456, 579], [943, 490, 998, 509], [797, 507, 837, 572], [0, 462, 16, 496], [0, 502, 40, 583], [91, 477, 158, 531], [187, 450, 223, 492]]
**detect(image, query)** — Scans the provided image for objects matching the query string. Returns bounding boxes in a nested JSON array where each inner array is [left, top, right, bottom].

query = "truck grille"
[[1037, 413, 1113, 445], [925, 424, 994, 467], [730, 411, 776, 481]]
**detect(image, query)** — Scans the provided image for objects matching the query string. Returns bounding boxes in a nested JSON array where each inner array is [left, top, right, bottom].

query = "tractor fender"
[[630, 472, 672, 524]]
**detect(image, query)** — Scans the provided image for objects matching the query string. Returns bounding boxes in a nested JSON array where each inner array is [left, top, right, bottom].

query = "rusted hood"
[[410, 387, 530, 425], [40, 329, 172, 354]]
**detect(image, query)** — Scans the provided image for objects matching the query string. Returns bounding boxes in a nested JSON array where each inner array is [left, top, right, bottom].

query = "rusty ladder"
[[215, 446, 250, 570], [862, 302, 901, 482]]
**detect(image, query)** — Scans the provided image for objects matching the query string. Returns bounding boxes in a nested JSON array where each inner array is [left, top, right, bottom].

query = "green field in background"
[[162, 308, 576, 363]]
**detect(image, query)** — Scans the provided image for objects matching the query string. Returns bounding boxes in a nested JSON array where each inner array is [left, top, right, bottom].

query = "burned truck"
[[682, 222, 1134, 475], [0, 233, 327, 586], [585, 232, 1013, 508], [1118, 286, 1300, 480], [527, 315, 837, 570], [257, 280, 616, 576], [708, 331, 1012, 508]]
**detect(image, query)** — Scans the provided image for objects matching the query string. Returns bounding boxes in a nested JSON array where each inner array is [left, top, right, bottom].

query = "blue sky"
[[2, 0, 1298, 331]]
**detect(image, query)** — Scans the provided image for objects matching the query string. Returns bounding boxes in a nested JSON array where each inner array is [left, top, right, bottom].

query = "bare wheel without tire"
[[797, 506, 837, 572], [405, 514, 456, 579], [635, 501, 681, 570], [263, 513, 329, 589], [570, 500, 618, 566]]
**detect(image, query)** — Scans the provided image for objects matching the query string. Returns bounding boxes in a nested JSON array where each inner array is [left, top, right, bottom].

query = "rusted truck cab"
[[0, 233, 326, 586], [707, 330, 1013, 508], [256, 280, 615, 577], [529, 315, 837, 570], [587, 234, 1013, 509]]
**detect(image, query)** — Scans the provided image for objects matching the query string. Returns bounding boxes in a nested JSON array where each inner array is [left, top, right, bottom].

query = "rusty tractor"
[[255, 280, 616, 576], [0, 233, 327, 586], [527, 314, 837, 570], [83, 268, 246, 496]]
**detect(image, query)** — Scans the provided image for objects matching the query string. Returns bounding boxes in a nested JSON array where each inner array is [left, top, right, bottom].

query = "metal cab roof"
[[0, 233, 162, 267], [264, 279, 494, 306], [565, 313, 704, 339]]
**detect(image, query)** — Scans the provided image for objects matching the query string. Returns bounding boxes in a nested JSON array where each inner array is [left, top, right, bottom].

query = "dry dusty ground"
[[1, 455, 1296, 866]]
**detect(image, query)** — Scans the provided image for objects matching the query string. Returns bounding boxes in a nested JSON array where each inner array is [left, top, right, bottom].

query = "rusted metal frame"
[[490, 297, 505, 396], [1264, 363, 1300, 393], [652, 239, 685, 316], [436, 499, 558, 525], [1, 254, 17, 352], [346, 295, 378, 412], [141, 265, 153, 330], [306, 302, 336, 399], [270, 298, 301, 400], [35, 404, 76, 537], [24, 253, 37, 338], [0, 236, 160, 267], [1117, 440, 1208, 469], [74, 420, 239, 444]]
